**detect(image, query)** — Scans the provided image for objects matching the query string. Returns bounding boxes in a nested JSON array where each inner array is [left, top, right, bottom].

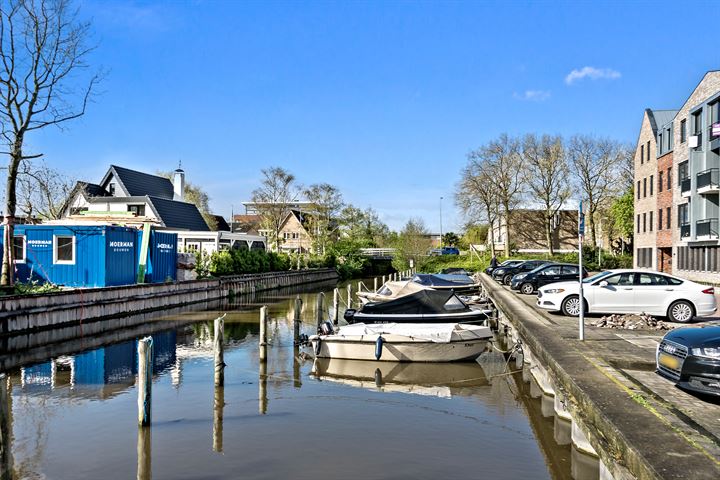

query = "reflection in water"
[[0, 375, 12, 480], [213, 385, 224, 453], [259, 350, 268, 415], [292, 347, 301, 389], [137, 426, 151, 480]]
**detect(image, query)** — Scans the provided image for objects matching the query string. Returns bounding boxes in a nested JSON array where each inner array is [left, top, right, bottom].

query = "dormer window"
[[109, 183, 116, 195]]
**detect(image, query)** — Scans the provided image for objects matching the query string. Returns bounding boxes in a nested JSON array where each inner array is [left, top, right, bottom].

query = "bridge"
[[358, 248, 396, 260]]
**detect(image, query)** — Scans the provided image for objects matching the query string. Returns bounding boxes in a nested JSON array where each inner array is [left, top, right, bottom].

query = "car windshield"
[[583, 271, 613, 283]]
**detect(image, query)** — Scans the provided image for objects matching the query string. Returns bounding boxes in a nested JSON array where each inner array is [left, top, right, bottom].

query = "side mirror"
[[598, 280, 608, 287]]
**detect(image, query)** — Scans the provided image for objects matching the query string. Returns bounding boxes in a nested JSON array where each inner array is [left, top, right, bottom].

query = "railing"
[[697, 168, 719, 190], [696, 219, 719, 238], [680, 177, 691, 194], [358, 248, 396, 258], [680, 222, 691, 238]]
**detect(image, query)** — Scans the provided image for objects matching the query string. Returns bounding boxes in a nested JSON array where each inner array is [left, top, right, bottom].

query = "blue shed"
[[136, 229, 178, 283], [1, 224, 138, 287]]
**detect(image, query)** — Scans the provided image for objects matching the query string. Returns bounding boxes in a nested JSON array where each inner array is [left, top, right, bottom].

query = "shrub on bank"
[[207, 249, 292, 276]]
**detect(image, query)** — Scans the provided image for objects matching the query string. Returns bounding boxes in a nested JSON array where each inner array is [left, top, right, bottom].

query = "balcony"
[[680, 222, 691, 239], [696, 219, 719, 240], [697, 168, 719, 194], [680, 177, 692, 197]]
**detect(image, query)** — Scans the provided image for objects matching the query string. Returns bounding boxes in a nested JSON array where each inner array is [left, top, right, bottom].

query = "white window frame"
[[53, 235, 76, 265], [13, 235, 26, 264]]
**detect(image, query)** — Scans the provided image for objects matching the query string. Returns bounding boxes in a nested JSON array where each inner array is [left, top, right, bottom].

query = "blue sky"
[[18, 0, 720, 232]]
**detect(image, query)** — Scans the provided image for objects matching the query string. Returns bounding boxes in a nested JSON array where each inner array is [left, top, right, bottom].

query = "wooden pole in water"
[[0, 374, 13, 479], [213, 383, 224, 453], [259, 306, 268, 362], [315, 292, 325, 329], [373, 277, 378, 292], [259, 359, 268, 414], [136, 421, 151, 480], [333, 288, 340, 324], [137, 336, 153, 426], [382, 275, 386, 285], [293, 296, 302, 343], [347, 284, 352, 309], [214, 314, 225, 387]]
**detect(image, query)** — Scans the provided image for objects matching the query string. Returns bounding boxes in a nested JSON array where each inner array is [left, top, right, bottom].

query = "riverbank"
[[0, 269, 339, 335], [479, 273, 720, 480]]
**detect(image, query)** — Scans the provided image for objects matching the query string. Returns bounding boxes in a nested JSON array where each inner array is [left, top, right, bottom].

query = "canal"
[[1, 278, 600, 479]]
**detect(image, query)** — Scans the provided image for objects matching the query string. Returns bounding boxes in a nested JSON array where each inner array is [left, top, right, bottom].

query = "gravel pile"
[[590, 313, 671, 330]]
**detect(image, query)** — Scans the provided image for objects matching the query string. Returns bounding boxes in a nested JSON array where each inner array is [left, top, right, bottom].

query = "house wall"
[[510, 209, 578, 252], [279, 213, 312, 253], [634, 111, 657, 269]]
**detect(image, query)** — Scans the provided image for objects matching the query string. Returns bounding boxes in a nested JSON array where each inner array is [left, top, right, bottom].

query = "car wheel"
[[520, 283, 534, 295], [667, 300, 695, 323], [503, 274, 513, 286], [561, 295, 582, 317]]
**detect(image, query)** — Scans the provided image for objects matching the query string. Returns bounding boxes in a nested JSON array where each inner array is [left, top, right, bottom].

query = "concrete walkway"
[[480, 274, 720, 480]]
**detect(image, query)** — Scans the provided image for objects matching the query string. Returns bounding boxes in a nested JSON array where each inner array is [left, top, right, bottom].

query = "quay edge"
[[479, 273, 720, 480]]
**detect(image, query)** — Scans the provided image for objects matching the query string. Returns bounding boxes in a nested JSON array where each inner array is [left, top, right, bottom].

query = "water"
[[0, 279, 596, 480]]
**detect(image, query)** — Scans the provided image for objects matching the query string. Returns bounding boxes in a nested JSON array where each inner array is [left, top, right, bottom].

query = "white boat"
[[357, 280, 429, 304], [309, 322, 492, 362]]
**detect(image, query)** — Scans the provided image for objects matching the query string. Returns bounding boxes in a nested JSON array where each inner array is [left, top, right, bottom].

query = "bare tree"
[[393, 217, 431, 271], [0, 0, 101, 286], [250, 166, 300, 251], [456, 159, 500, 257], [568, 135, 625, 246], [16, 160, 73, 219], [304, 182, 344, 255], [522, 134, 569, 255], [466, 134, 523, 257]]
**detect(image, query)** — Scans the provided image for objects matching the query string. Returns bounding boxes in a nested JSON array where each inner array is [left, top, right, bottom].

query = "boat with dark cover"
[[411, 273, 479, 292], [344, 289, 491, 324]]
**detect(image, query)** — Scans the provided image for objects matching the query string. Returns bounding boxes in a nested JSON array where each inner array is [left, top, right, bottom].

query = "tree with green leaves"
[[339, 205, 389, 246], [610, 187, 634, 254], [441, 231, 460, 247], [392, 217, 431, 271], [158, 171, 218, 230]]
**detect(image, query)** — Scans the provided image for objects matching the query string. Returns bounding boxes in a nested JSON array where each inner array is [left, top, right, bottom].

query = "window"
[[658, 132, 663, 154], [128, 205, 145, 217], [667, 167, 672, 190], [640, 144, 644, 164], [693, 110, 702, 134], [646, 141, 650, 161], [637, 181, 641, 199], [108, 183, 116, 195], [658, 209, 663, 230], [604, 273, 635, 286], [561, 265, 579, 275], [643, 178, 647, 197], [541, 266, 561, 276], [678, 161, 689, 183], [667, 127, 673, 150], [649, 211, 653, 232], [637, 214, 641, 233], [643, 212, 647, 232], [680, 119, 687, 143], [666, 207, 671, 229], [54, 236, 75, 264], [13, 236, 25, 263], [678, 203, 688, 227], [659, 172, 663, 193], [650, 175, 654, 196]]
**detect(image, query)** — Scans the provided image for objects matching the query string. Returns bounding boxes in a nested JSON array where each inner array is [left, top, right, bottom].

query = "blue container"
[[0, 225, 138, 287], [136, 230, 178, 283]]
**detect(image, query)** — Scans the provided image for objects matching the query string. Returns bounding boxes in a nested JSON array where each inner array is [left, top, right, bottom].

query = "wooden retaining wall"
[[0, 268, 338, 335]]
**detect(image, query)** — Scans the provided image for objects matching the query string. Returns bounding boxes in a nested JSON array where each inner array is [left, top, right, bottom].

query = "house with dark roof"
[[61, 165, 210, 231]]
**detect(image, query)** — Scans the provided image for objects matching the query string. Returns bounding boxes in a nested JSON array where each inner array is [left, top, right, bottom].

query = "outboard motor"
[[319, 321, 335, 335], [344, 308, 357, 323]]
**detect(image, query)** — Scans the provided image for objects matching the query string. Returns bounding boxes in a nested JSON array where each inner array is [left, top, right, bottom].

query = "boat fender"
[[375, 336, 384, 360], [374, 368, 383, 387], [314, 337, 322, 356]]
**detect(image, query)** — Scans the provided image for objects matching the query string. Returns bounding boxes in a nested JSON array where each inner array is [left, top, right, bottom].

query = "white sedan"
[[536, 269, 717, 323]]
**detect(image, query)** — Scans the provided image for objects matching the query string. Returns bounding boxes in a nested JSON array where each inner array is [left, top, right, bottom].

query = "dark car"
[[485, 259, 519, 275], [441, 247, 460, 255], [657, 326, 720, 398], [510, 262, 588, 294], [492, 260, 550, 286]]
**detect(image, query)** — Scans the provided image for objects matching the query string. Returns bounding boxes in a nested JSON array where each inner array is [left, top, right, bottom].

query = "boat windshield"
[[583, 271, 613, 283]]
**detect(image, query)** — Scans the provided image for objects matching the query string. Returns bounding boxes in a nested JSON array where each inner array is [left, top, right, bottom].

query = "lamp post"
[[439, 196, 444, 247]]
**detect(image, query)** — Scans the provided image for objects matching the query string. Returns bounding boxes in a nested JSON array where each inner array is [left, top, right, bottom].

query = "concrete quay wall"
[[0, 269, 339, 335]]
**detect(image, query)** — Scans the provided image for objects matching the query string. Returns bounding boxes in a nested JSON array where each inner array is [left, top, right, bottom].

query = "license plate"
[[658, 353, 680, 370]]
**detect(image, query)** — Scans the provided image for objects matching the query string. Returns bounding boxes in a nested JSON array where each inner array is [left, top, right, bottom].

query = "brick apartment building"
[[633, 71, 720, 282]]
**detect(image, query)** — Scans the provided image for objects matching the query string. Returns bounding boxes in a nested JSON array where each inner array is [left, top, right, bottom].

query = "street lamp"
[[439, 196, 443, 247]]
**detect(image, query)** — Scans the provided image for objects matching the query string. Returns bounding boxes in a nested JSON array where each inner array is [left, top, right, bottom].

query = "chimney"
[[173, 165, 185, 201]]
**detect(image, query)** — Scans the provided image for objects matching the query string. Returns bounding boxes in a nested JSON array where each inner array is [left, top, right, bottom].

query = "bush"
[[206, 248, 293, 277]]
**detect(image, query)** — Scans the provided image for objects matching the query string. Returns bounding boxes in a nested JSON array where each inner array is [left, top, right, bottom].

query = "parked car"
[[656, 325, 720, 397], [441, 247, 460, 255], [537, 269, 717, 323], [485, 259, 519, 275], [510, 263, 588, 294], [492, 260, 551, 286]]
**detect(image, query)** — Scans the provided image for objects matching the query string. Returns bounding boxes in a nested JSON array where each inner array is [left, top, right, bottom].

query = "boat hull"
[[310, 336, 490, 362], [347, 309, 489, 324]]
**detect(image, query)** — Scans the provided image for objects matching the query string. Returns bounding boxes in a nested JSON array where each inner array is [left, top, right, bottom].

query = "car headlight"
[[544, 288, 565, 294], [495, 269, 505, 274], [514, 273, 527, 280], [691, 347, 720, 359]]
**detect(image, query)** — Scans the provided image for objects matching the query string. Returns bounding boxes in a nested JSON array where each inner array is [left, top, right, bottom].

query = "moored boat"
[[411, 273, 480, 293], [309, 322, 492, 362]]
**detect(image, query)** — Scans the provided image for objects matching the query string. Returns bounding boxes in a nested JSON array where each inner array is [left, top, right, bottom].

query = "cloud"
[[565, 67, 621, 85], [513, 90, 551, 102]]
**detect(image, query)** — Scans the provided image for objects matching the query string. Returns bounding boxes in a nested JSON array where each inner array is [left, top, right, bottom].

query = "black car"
[[657, 326, 720, 398], [492, 260, 550, 286], [484, 259, 521, 275], [510, 262, 588, 294]]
